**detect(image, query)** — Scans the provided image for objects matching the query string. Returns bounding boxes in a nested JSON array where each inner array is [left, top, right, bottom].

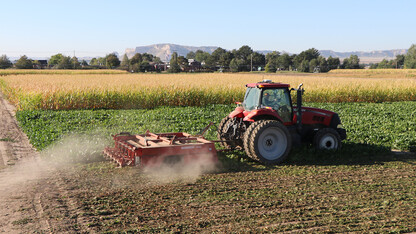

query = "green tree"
[[105, 53, 120, 68], [204, 55, 216, 70], [89, 58, 98, 66], [343, 55, 360, 69], [265, 51, 280, 65], [235, 45, 253, 71], [369, 63, 378, 69], [404, 44, 416, 69], [153, 56, 162, 64], [395, 54, 405, 68], [186, 51, 196, 60], [120, 54, 129, 70], [309, 59, 319, 72], [168, 52, 181, 73], [15, 55, 33, 69], [218, 51, 233, 68], [98, 57, 106, 66], [195, 50, 210, 63], [130, 53, 143, 66], [56, 56, 72, 69], [251, 52, 265, 69], [293, 48, 320, 72], [296, 48, 319, 62], [211, 47, 227, 65], [299, 59, 309, 72], [327, 56, 340, 70], [139, 61, 151, 72], [70, 56, 81, 69], [377, 59, 391, 69], [265, 62, 277, 73], [177, 56, 189, 70], [49, 53, 65, 67], [229, 58, 245, 72], [0, 55, 12, 69], [235, 45, 253, 61], [317, 56, 328, 72], [276, 53, 292, 70], [141, 53, 154, 62]]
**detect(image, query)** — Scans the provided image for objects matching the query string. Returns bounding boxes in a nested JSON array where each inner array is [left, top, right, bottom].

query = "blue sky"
[[1, 0, 415, 58]]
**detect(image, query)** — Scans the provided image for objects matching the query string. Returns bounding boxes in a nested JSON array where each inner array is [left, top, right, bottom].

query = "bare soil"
[[0, 92, 86, 233]]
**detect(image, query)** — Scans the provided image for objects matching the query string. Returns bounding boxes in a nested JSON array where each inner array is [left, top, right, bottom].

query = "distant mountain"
[[125, 44, 218, 61], [125, 44, 408, 64]]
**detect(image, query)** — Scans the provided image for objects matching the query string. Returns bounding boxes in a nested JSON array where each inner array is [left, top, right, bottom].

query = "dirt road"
[[0, 92, 86, 233]]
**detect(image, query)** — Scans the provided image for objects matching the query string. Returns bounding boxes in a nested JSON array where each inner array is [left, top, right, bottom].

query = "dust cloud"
[[0, 156, 48, 195], [0, 133, 109, 196], [142, 153, 219, 184], [40, 133, 109, 167], [0, 132, 219, 196]]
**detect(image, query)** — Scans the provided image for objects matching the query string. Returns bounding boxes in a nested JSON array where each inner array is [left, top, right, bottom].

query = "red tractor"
[[218, 80, 347, 164]]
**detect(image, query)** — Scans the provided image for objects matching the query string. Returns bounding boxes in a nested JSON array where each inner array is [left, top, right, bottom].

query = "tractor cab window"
[[243, 87, 261, 111], [261, 88, 292, 122]]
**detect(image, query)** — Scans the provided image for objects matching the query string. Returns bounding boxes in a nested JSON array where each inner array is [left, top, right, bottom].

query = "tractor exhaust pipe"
[[296, 83, 304, 133]]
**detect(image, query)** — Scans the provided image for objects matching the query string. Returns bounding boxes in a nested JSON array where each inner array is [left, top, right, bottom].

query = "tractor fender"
[[296, 107, 335, 127], [228, 106, 245, 118], [243, 109, 284, 123]]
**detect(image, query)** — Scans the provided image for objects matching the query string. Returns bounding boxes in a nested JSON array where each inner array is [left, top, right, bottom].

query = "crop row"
[[2, 72, 416, 110]]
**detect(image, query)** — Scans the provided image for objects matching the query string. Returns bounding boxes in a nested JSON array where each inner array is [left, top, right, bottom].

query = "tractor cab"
[[242, 80, 293, 123]]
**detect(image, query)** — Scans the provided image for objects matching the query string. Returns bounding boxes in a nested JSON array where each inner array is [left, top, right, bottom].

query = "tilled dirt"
[[0, 92, 87, 233]]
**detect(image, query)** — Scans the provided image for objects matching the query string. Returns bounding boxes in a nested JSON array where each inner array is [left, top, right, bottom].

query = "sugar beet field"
[[1, 70, 416, 232]]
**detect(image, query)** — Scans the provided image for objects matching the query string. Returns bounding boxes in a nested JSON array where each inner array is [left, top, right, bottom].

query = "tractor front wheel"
[[313, 128, 342, 150], [248, 120, 292, 165]]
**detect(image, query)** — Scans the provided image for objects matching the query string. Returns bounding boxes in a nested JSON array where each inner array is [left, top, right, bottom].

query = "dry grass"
[[1, 71, 416, 110], [0, 69, 128, 76]]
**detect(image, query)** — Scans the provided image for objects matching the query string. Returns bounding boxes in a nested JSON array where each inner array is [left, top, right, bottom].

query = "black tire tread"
[[217, 116, 231, 148], [243, 120, 265, 159]]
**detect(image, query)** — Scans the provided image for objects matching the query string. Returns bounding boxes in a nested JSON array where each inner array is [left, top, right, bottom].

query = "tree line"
[[1, 44, 416, 71], [368, 45, 416, 69], [168, 46, 363, 73]]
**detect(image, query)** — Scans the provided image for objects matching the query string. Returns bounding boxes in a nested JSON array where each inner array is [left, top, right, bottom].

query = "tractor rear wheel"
[[248, 120, 292, 165], [243, 120, 264, 159], [313, 128, 341, 150]]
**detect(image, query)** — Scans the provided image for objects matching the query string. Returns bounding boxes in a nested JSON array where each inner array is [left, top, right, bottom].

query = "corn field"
[[0, 71, 416, 110]]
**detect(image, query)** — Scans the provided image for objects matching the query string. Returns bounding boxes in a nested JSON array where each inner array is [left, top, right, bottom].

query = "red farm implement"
[[103, 131, 218, 167]]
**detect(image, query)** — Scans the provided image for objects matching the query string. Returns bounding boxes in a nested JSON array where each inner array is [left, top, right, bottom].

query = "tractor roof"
[[246, 80, 290, 88]]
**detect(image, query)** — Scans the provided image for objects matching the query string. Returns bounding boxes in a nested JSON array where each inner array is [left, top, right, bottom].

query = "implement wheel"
[[248, 120, 292, 165]]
